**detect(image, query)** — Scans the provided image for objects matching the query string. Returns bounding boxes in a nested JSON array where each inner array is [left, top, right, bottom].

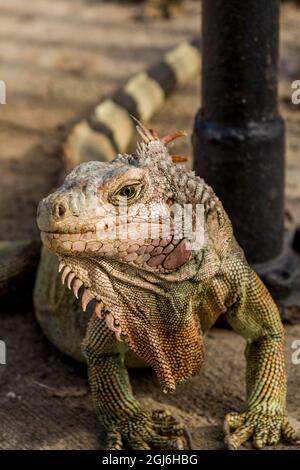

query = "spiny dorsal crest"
[[132, 117, 189, 168], [135, 120, 224, 220], [114, 119, 222, 218]]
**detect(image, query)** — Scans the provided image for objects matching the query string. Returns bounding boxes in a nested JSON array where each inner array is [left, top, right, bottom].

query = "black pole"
[[193, 0, 284, 264]]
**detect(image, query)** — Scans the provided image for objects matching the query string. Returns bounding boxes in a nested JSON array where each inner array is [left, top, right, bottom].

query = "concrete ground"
[[0, 0, 300, 450]]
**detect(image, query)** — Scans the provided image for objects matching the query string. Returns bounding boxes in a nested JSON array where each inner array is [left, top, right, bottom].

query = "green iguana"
[[37, 121, 299, 450]]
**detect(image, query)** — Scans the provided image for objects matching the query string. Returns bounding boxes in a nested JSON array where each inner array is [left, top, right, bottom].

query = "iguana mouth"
[[41, 228, 193, 273], [41, 229, 96, 235], [40, 230, 104, 255], [41, 229, 96, 239]]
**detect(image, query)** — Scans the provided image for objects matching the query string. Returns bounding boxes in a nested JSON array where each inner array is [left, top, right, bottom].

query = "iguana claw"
[[106, 409, 191, 450], [224, 409, 300, 450]]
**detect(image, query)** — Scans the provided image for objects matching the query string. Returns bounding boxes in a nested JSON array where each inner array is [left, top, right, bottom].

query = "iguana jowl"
[[37, 121, 299, 450]]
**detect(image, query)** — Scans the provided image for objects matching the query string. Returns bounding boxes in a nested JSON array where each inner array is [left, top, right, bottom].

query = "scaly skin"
[[37, 121, 299, 450]]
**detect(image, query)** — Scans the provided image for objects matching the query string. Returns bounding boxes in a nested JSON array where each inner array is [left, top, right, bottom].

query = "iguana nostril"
[[54, 202, 67, 219]]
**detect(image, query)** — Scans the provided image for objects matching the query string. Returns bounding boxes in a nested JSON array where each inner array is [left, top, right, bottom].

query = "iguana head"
[[37, 121, 207, 392], [37, 121, 201, 276]]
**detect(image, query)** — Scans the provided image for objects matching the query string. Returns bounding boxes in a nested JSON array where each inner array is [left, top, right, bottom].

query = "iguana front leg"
[[224, 267, 300, 450], [83, 314, 189, 450]]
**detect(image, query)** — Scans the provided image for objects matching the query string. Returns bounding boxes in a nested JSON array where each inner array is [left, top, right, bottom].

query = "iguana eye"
[[111, 182, 143, 205], [119, 186, 136, 198]]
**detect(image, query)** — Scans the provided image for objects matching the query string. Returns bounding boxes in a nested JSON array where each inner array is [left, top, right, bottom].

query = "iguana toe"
[[105, 409, 190, 450], [106, 430, 123, 450], [281, 417, 300, 444], [224, 408, 300, 450]]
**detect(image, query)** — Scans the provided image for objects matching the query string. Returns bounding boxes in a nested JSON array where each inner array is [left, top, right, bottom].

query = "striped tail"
[[64, 38, 201, 171]]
